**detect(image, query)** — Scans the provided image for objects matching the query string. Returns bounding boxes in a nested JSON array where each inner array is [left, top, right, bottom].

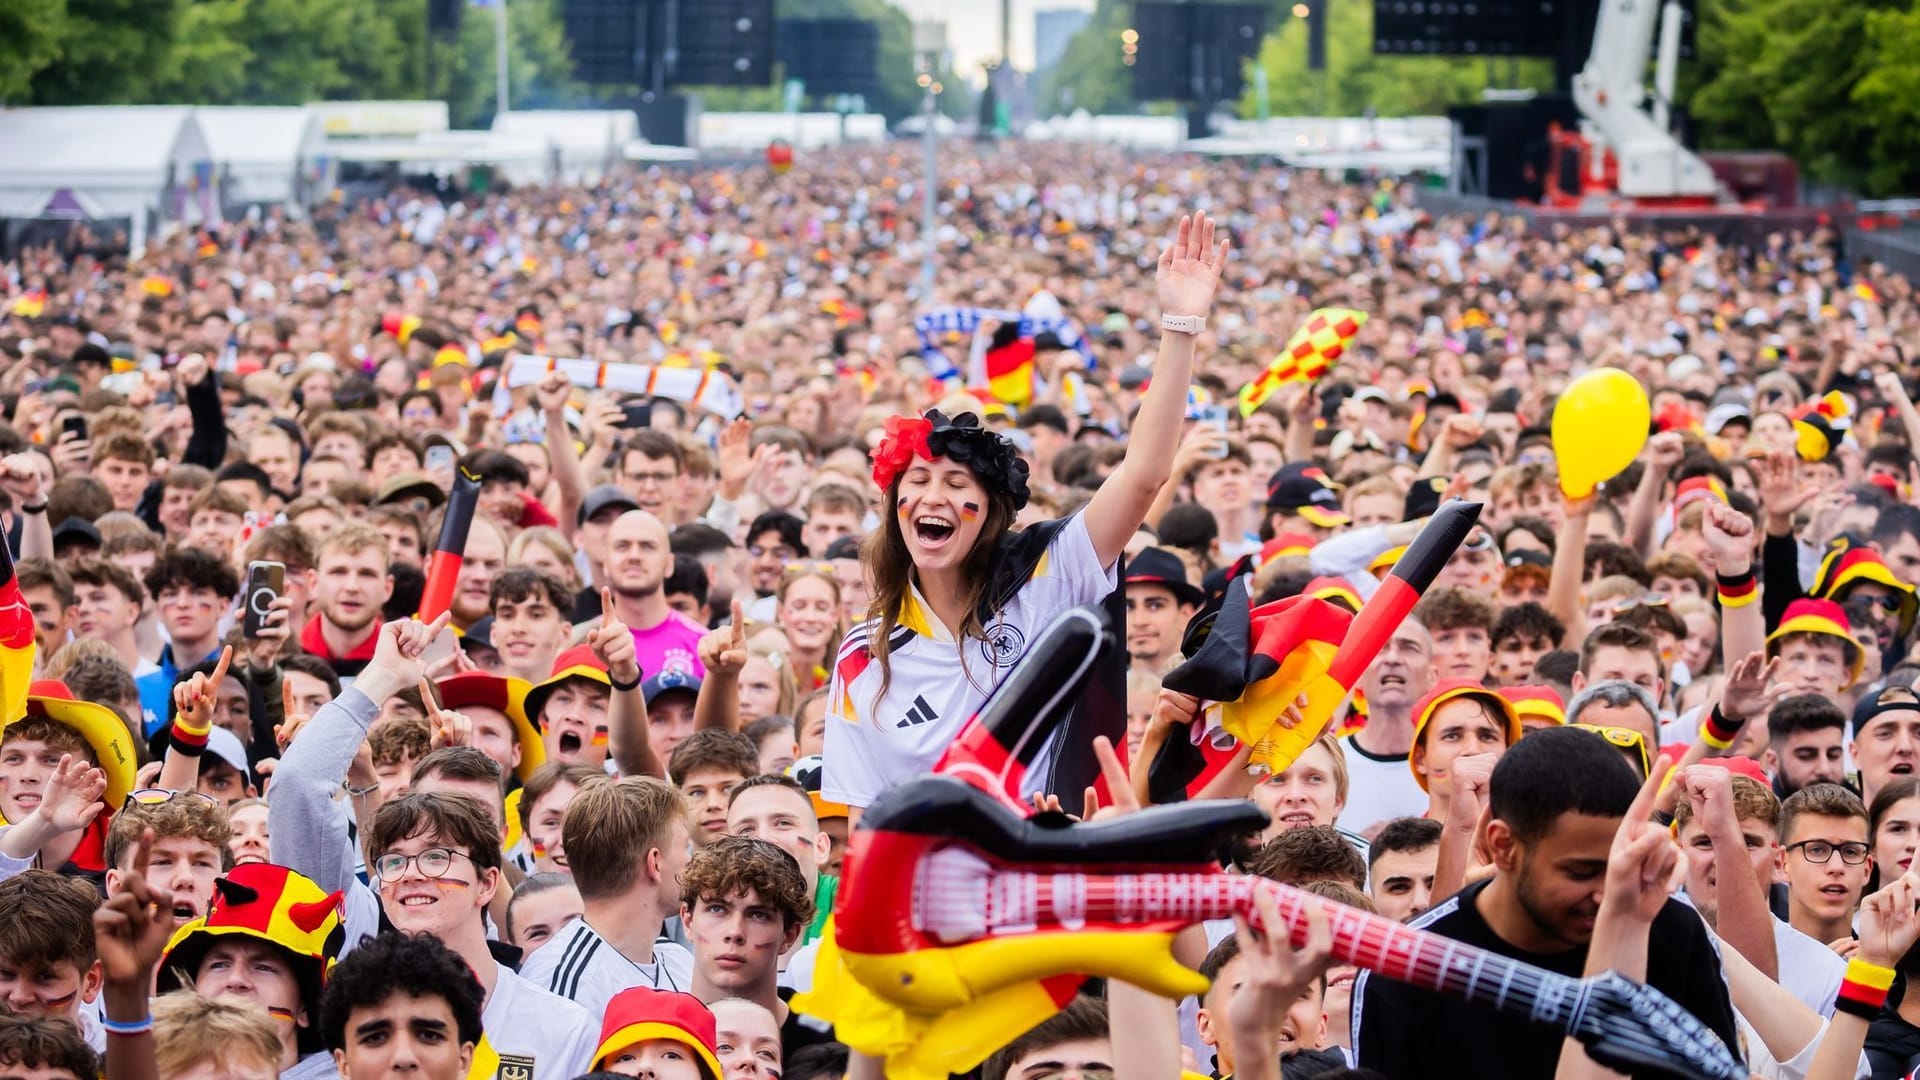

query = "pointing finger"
[[418, 679, 444, 724], [731, 598, 746, 644], [209, 644, 233, 688]]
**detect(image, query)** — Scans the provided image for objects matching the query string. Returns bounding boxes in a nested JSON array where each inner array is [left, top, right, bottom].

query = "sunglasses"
[[129, 788, 219, 807], [1611, 594, 1671, 616], [781, 561, 838, 578], [1853, 593, 1905, 615], [1571, 724, 1652, 777]]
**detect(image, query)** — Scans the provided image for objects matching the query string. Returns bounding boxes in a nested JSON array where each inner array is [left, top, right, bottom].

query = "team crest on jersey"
[[986, 624, 1026, 667], [494, 1054, 535, 1079]]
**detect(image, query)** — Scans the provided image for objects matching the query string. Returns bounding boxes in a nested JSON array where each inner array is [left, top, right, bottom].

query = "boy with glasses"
[[1778, 781, 1873, 951], [363, 790, 597, 1076]]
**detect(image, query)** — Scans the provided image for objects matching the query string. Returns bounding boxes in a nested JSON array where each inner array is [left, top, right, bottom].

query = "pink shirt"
[[632, 610, 708, 679]]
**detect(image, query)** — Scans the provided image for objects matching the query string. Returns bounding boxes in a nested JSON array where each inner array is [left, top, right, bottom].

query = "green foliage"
[[1691, 0, 1918, 194], [1243, 0, 1549, 116], [25, 0, 187, 104], [442, 0, 580, 126], [1044, 0, 1545, 119], [0, 0, 69, 103]]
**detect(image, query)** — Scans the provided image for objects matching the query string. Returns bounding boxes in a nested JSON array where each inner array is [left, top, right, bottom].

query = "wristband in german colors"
[[1836, 957, 1895, 1019], [1715, 569, 1758, 609], [171, 714, 211, 757], [1700, 704, 1741, 750]]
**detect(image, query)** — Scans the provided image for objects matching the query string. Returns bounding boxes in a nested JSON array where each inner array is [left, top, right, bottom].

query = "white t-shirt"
[[470, 963, 598, 1079], [1335, 732, 1430, 835], [1774, 917, 1845, 1017], [823, 513, 1117, 808], [516, 915, 695, 1019]]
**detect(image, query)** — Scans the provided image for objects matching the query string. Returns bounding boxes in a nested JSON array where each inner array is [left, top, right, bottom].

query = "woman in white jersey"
[[823, 209, 1228, 819]]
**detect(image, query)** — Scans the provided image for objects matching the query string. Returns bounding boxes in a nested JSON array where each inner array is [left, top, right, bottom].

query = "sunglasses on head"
[[1611, 594, 1671, 617], [129, 788, 218, 807], [1571, 724, 1653, 777]]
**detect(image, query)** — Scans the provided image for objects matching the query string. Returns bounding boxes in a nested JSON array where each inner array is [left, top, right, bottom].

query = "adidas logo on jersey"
[[896, 694, 940, 728]]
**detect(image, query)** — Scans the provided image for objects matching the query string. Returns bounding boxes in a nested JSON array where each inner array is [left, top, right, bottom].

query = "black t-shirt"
[[777, 985, 836, 1060], [1866, 1007, 1920, 1079], [1354, 880, 1741, 1080]]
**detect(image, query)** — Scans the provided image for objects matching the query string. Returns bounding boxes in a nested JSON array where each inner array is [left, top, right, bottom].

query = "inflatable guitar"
[[837, 774, 1743, 1080]]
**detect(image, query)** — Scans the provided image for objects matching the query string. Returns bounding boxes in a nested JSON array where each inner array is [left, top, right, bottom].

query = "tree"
[[1041, 0, 1132, 117], [0, 0, 68, 104], [26, 0, 187, 104], [440, 0, 580, 126]]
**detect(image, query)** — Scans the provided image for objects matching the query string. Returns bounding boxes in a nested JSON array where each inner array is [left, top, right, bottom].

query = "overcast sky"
[[890, 0, 1096, 79]]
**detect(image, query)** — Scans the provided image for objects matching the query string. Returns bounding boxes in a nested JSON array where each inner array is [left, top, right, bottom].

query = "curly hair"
[[679, 835, 811, 930], [0, 1014, 95, 1078], [104, 792, 233, 872], [1242, 826, 1367, 890], [320, 931, 485, 1053]]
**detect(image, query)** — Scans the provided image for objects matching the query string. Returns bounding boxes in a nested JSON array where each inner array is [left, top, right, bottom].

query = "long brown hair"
[[861, 475, 1019, 712]]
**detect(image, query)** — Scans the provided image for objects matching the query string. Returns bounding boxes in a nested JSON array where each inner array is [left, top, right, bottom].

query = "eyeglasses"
[[371, 847, 473, 883], [1025, 1068, 1115, 1080], [1785, 840, 1871, 865], [1571, 724, 1652, 777], [749, 545, 798, 561], [1611, 594, 1671, 616], [129, 788, 219, 807]]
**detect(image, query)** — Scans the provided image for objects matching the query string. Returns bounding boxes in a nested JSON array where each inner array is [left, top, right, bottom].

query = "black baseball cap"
[[578, 485, 640, 527], [1265, 462, 1349, 527]]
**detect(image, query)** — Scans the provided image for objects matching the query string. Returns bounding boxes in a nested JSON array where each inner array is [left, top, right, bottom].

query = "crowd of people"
[[0, 142, 1919, 1079]]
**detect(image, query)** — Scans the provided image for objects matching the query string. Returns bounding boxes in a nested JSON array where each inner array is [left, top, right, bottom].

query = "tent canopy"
[[195, 106, 327, 205], [0, 106, 210, 219]]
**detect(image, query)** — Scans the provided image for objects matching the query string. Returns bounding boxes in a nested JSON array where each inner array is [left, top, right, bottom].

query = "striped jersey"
[[822, 513, 1117, 809], [516, 915, 695, 1020]]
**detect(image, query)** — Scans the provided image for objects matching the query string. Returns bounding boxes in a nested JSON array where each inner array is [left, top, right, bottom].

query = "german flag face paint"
[[961, 501, 982, 523]]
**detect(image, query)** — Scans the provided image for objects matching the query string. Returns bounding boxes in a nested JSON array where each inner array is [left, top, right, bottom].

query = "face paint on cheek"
[[532, 841, 547, 859], [960, 502, 981, 522], [431, 879, 471, 892], [266, 1006, 298, 1022], [591, 729, 609, 747], [39, 991, 76, 1011]]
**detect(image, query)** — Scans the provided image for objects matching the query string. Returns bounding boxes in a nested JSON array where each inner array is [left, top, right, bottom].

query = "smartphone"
[[619, 401, 654, 429], [60, 415, 86, 443], [1198, 405, 1232, 458], [243, 561, 284, 639], [424, 445, 455, 472]]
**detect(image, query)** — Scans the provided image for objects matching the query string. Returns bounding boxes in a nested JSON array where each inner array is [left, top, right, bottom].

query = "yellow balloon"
[[1552, 368, 1650, 498]]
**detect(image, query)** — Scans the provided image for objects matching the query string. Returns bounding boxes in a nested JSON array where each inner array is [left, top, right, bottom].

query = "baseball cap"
[[1265, 462, 1349, 527], [1704, 401, 1752, 435], [374, 472, 446, 511], [593, 988, 722, 1079], [1351, 386, 1390, 406], [459, 615, 497, 655], [642, 670, 702, 707], [1505, 550, 1552, 570], [823, 535, 862, 561], [50, 517, 102, 552], [203, 725, 251, 780], [1124, 548, 1204, 607], [1851, 685, 1920, 738], [578, 484, 640, 527], [1402, 476, 1447, 522]]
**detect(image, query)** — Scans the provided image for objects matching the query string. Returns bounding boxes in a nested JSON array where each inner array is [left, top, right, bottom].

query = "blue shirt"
[[136, 643, 216, 736]]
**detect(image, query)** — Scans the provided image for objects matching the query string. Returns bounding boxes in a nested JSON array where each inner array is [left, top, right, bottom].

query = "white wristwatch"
[[1160, 314, 1206, 335]]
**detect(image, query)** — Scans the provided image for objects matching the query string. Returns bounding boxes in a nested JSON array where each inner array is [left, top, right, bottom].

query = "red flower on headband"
[[871, 415, 934, 490]]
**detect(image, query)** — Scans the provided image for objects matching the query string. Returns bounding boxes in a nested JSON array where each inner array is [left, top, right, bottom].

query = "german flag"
[[417, 468, 481, 626], [379, 313, 421, 346], [982, 323, 1038, 409], [0, 536, 33, 726], [10, 289, 46, 318], [1151, 500, 1482, 800]]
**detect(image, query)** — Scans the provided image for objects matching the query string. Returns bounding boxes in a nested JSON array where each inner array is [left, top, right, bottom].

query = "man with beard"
[[1336, 617, 1435, 834], [300, 524, 393, 682], [1353, 727, 1740, 1079], [604, 511, 707, 680]]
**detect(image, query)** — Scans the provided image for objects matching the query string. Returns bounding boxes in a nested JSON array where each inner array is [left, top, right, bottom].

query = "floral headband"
[[870, 409, 1030, 510]]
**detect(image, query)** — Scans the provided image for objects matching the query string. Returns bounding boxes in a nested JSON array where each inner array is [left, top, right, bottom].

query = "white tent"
[[491, 110, 637, 184], [194, 106, 329, 208], [0, 106, 215, 249]]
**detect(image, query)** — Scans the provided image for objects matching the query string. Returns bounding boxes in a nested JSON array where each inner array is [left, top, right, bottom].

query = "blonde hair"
[[508, 526, 580, 591], [152, 991, 282, 1079], [41, 637, 121, 683]]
